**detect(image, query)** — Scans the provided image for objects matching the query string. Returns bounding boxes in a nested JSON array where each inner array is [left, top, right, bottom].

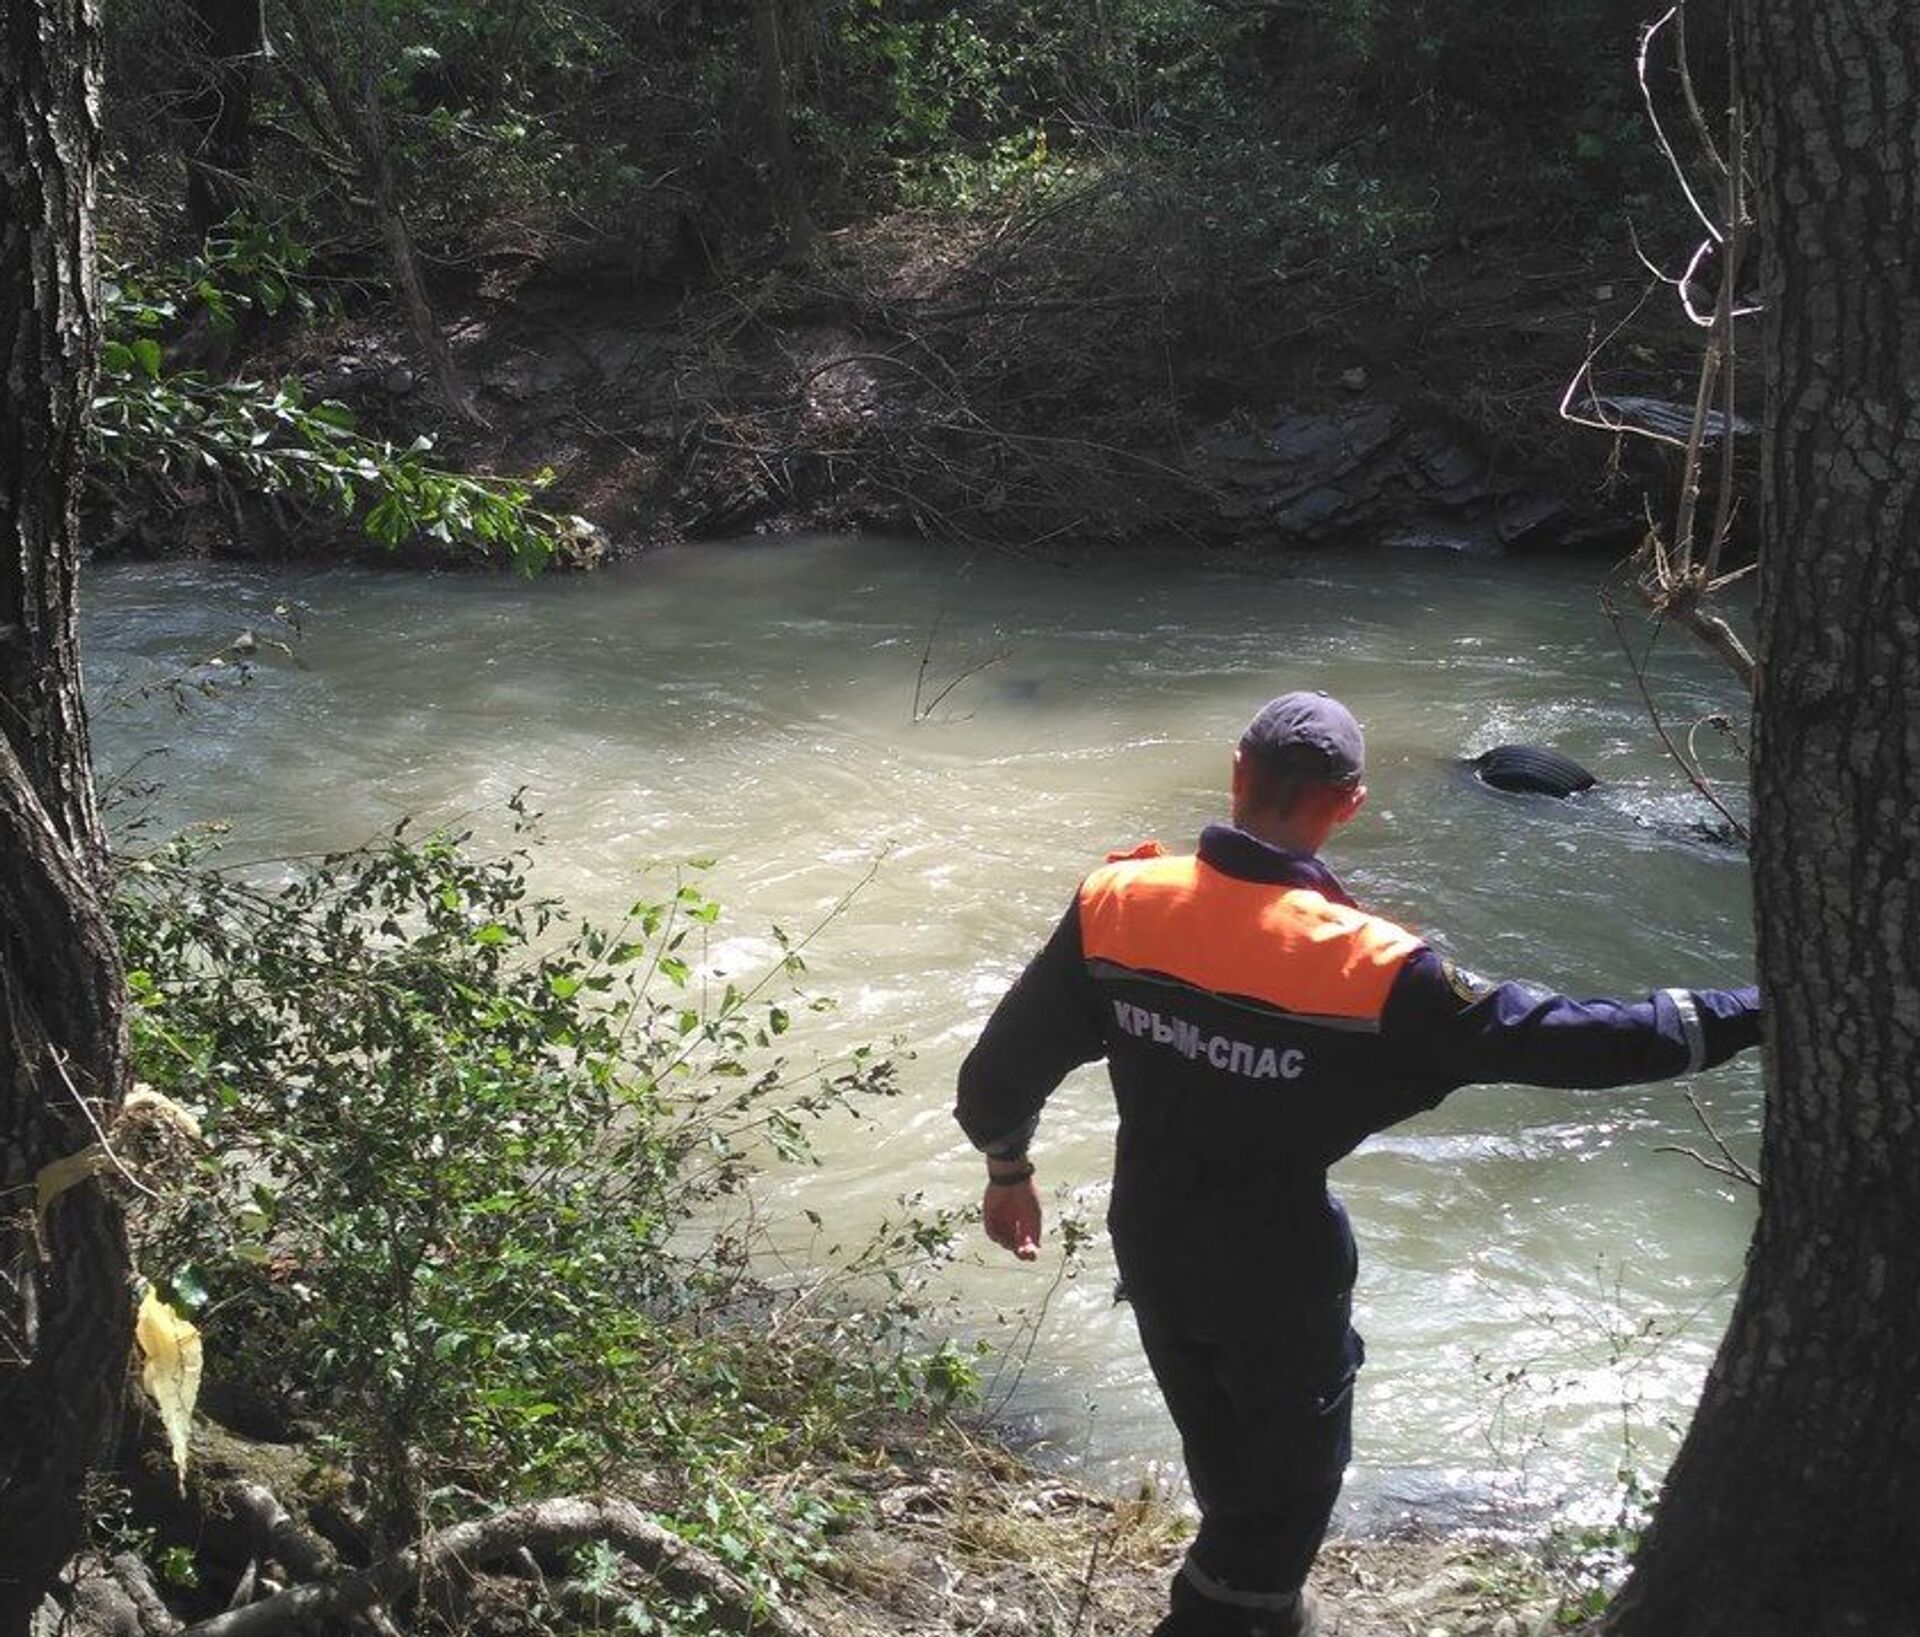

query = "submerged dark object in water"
[[1471, 744, 1597, 798]]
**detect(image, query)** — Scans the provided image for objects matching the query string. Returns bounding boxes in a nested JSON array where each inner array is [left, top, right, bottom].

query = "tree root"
[[225, 1481, 339, 1585], [223, 1482, 400, 1637], [109, 1552, 184, 1637], [179, 1494, 816, 1637]]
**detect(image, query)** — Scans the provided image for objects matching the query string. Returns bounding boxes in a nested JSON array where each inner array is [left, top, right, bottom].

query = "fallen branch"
[[180, 1495, 816, 1637]]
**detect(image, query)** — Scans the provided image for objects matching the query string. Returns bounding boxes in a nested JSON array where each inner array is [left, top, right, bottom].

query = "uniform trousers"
[[1111, 1175, 1362, 1635]]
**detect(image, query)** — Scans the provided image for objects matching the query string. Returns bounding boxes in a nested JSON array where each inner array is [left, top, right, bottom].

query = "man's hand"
[[983, 1173, 1042, 1262]]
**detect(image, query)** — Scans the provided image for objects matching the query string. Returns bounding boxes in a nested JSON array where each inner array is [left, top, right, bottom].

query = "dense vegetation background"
[[93, 0, 1728, 564]]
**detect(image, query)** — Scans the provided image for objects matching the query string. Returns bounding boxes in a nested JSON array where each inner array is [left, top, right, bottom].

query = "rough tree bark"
[[0, 0, 135, 1627], [1606, 5, 1920, 1632]]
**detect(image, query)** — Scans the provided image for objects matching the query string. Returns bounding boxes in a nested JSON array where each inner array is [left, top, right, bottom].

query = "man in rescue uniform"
[[955, 692, 1762, 1637]]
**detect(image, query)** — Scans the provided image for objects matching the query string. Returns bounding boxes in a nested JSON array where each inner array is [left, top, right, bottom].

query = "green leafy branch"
[[92, 363, 569, 570], [93, 233, 581, 570]]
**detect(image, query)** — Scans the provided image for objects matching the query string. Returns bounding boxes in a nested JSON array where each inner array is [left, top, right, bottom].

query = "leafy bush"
[[95, 232, 572, 568], [115, 811, 953, 1592]]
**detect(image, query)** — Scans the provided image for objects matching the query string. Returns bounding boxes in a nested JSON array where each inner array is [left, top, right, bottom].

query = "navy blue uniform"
[[957, 823, 1760, 1632]]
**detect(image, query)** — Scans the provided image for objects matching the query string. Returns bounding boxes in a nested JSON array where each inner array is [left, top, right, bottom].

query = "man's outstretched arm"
[[1379, 946, 1760, 1091], [955, 900, 1108, 1258]]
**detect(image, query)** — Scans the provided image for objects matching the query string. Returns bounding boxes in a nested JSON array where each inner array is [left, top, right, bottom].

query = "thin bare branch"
[[1654, 1091, 1761, 1189], [1686, 712, 1747, 772], [918, 648, 1009, 722], [1677, 237, 1722, 328], [1704, 69, 1751, 586], [1558, 282, 1691, 445], [1654, 1143, 1760, 1186], [1671, 332, 1724, 574], [1602, 591, 1751, 841], [911, 605, 946, 724], [1627, 218, 1689, 290], [1674, 3, 1729, 177], [50, 1049, 157, 1205], [1706, 561, 1757, 594], [1638, 9, 1722, 244]]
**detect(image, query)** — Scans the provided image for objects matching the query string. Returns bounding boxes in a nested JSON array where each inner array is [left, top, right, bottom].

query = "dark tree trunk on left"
[[0, 0, 134, 1627]]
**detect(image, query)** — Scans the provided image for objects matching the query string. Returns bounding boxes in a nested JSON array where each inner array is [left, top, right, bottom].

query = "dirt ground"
[[803, 1454, 1583, 1637]]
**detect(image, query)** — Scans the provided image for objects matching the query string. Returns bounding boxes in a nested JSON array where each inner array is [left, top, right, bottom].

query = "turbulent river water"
[[82, 535, 1761, 1532]]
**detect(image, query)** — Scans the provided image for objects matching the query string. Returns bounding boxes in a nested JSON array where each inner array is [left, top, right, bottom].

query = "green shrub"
[[115, 810, 950, 1594]]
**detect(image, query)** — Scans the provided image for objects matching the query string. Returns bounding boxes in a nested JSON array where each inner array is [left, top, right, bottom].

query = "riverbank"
[[799, 1450, 1584, 1637], [90, 192, 1737, 573], [58, 1399, 1589, 1637], [90, 0, 1764, 574]]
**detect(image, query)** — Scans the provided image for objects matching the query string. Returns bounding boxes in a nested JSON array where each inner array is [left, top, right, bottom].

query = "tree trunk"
[[1606, 5, 1920, 1632], [0, 0, 135, 1626], [750, 0, 815, 260], [180, 0, 265, 239], [279, 0, 483, 426]]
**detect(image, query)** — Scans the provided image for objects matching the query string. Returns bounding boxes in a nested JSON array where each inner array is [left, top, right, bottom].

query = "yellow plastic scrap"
[[32, 1146, 109, 1248], [136, 1287, 203, 1491], [30, 1087, 201, 1252]]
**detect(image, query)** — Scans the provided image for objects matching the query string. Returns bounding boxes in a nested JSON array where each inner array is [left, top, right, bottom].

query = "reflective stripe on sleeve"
[[1665, 988, 1706, 1072], [981, 1115, 1039, 1159], [1179, 1555, 1306, 1613]]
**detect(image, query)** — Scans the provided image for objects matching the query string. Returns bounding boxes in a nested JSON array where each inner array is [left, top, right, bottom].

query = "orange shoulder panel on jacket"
[[1077, 853, 1422, 1020]]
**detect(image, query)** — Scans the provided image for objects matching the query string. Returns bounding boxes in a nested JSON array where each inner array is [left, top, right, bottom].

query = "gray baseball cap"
[[1238, 692, 1365, 784]]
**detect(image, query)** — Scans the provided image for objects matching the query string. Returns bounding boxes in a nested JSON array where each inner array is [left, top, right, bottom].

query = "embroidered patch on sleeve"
[[1442, 959, 1496, 1004]]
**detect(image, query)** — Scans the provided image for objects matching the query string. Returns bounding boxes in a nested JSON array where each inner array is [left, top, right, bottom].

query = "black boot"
[[1149, 1577, 1322, 1637], [1258, 1586, 1323, 1637]]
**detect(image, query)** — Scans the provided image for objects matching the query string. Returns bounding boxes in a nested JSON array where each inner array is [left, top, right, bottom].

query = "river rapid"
[[82, 535, 1760, 1532]]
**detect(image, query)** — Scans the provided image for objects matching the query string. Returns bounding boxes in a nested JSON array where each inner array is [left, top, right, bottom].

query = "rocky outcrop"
[[1195, 402, 1600, 553]]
